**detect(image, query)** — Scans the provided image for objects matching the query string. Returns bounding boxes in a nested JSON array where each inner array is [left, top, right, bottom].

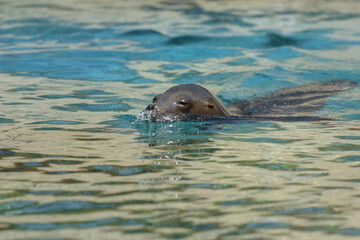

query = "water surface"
[[0, 0, 360, 239]]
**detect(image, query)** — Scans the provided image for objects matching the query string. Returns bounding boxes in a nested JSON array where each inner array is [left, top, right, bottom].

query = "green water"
[[0, 0, 360, 239]]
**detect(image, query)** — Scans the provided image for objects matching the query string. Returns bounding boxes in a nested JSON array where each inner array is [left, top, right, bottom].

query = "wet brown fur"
[[145, 80, 357, 121]]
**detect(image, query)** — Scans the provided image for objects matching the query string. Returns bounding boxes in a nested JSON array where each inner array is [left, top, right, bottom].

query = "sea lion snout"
[[146, 103, 156, 111], [145, 103, 169, 115]]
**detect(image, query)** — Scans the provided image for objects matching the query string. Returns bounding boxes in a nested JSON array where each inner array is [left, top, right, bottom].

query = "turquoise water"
[[0, 0, 360, 239]]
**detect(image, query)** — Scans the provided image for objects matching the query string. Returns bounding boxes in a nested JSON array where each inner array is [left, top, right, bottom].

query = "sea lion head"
[[145, 84, 231, 121]]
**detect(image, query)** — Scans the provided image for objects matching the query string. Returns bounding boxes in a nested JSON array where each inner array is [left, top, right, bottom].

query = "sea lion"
[[146, 84, 231, 117], [144, 80, 357, 122]]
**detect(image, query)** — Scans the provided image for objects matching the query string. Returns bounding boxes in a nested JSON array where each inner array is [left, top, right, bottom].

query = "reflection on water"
[[0, 0, 360, 239]]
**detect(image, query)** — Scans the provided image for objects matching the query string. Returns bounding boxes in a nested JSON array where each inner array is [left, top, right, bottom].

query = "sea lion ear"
[[153, 94, 162, 103], [207, 104, 214, 109]]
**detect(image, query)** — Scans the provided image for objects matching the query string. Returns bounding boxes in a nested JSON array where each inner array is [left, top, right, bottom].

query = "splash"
[[133, 110, 180, 124]]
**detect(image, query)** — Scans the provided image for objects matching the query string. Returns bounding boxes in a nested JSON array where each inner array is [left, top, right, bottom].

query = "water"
[[1, 0, 360, 239]]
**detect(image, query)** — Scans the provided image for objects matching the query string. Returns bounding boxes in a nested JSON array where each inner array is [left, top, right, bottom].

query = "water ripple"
[[0, 1, 360, 239], [4, 200, 118, 215]]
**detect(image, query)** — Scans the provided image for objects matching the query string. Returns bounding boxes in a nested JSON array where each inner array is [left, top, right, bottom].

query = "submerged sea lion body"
[[144, 80, 356, 122]]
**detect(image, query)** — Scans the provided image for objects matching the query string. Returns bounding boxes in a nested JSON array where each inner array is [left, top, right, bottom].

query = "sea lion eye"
[[208, 105, 214, 109], [178, 100, 188, 106], [175, 96, 191, 108]]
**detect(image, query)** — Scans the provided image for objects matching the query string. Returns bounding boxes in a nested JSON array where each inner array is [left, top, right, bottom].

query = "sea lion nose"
[[146, 103, 156, 111]]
